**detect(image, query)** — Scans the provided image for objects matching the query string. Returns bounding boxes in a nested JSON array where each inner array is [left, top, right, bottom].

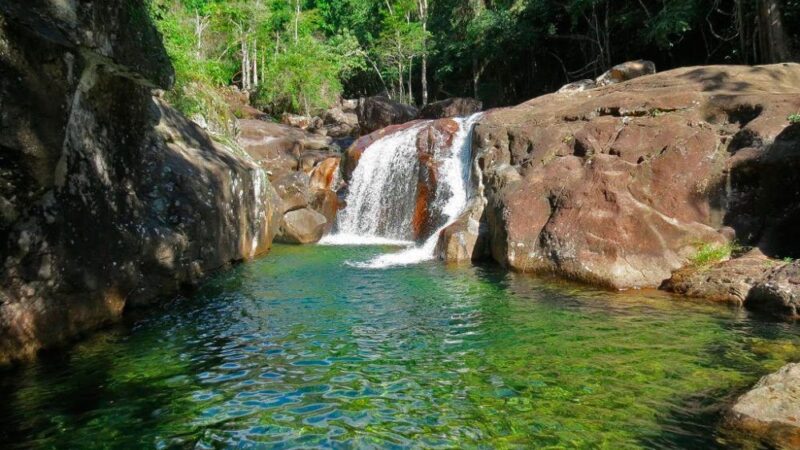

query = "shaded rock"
[[557, 79, 596, 93], [748, 261, 800, 318], [309, 189, 339, 233], [0, 1, 280, 365], [472, 64, 800, 289], [299, 150, 338, 174], [357, 95, 419, 134], [277, 208, 328, 244], [323, 107, 359, 138], [436, 198, 490, 263], [729, 363, 800, 449], [273, 172, 310, 214], [595, 59, 656, 86], [419, 97, 482, 119], [663, 250, 775, 305]]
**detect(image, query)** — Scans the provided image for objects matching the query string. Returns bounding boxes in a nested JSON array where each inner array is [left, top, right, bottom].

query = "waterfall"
[[321, 113, 482, 268]]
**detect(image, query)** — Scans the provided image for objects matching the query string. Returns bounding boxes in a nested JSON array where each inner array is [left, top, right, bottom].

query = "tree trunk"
[[418, 0, 429, 105], [758, 0, 792, 63], [242, 39, 249, 90], [472, 57, 480, 100], [408, 57, 413, 105], [294, 0, 300, 44], [398, 62, 405, 102], [252, 40, 258, 87]]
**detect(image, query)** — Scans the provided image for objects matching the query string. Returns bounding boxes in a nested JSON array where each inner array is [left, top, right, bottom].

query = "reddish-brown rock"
[[239, 119, 332, 181], [471, 64, 800, 289]]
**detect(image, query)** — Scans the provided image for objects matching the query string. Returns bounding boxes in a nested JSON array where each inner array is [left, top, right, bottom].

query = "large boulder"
[[0, 1, 281, 364], [729, 363, 800, 448], [277, 208, 328, 244], [356, 95, 419, 134], [747, 261, 800, 318], [419, 98, 483, 119], [467, 64, 800, 289]]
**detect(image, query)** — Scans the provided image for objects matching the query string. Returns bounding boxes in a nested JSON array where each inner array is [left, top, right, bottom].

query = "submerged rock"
[[471, 64, 800, 289], [729, 363, 800, 448], [0, 1, 281, 364]]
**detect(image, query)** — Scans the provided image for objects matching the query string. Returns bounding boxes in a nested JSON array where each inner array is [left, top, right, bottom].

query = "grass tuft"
[[690, 242, 739, 267]]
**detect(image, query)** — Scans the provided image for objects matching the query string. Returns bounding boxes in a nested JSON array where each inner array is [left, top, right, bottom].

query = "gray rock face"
[[277, 208, 328, 244], [357, 95, 419, 133], [0, 1, 280, 364], [595, 60, 656, 86], [419, 98, 483, 119], [748, 261, 800, 318], [557, 79, 597, 93], [730, 363, 800, 448]]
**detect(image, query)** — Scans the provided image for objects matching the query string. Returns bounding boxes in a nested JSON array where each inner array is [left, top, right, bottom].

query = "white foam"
[[318, 233, 413, 247], [327, 113, 482, 269]]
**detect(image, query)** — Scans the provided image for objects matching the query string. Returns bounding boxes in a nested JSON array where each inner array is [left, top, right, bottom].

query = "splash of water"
[[320, 113, 482, 268]]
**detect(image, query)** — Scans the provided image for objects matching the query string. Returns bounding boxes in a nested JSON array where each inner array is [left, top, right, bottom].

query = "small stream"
[[1, 244, 798, 449]]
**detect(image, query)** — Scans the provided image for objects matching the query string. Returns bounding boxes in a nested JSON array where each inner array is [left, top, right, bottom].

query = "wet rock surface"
[[0, 1, 280, 364], [470, 64, 800, 289]]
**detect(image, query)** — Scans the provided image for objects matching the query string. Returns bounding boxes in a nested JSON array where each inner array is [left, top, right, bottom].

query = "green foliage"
[[150, 0, 799, 113], [788, 113, 800, 124], [254, 36, 344, 115], [690, 242, 740, 267]]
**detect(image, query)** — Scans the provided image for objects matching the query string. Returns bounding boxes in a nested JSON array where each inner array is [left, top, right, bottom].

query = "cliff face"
[[441, 64, 800, 289], [0, 1, 280, 364]]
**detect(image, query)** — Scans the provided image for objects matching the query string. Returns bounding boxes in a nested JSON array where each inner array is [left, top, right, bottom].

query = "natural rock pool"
[[1, 245, 798, 449]]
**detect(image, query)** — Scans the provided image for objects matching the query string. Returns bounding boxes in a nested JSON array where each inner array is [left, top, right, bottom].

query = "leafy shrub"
[[788, 113, 800, 124]]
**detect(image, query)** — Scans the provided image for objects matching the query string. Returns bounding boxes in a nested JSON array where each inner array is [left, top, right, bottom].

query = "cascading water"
[[320, 113, 482, 268]]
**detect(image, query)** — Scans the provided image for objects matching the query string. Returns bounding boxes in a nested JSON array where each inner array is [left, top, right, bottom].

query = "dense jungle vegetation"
[[148, 0, 799, 115]]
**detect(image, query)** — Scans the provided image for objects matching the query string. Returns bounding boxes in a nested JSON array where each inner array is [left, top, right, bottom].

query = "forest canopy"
[[148, 0, 799, 115]]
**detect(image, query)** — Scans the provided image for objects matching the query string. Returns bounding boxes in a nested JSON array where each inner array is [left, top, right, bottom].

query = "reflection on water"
[[0, 244, 798, 449]]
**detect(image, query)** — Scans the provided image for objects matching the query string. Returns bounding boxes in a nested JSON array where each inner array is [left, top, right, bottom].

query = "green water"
[[1, 245, 799, 449]]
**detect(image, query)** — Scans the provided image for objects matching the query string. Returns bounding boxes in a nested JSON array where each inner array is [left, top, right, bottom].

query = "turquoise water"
[[1, 244, 798, 449]]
